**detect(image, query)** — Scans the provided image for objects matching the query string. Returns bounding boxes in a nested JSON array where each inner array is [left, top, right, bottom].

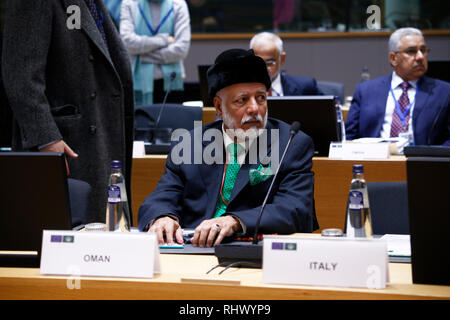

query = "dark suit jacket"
[[345, 75, 450, 146], [281, 74, 324, 96], [2, 0, 135, 222], [138, 118, 318, 236], [0, 26, 13, 148]]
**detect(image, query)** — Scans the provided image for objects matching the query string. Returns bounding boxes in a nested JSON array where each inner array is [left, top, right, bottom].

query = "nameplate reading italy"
[[40, 230, 161, 278], [263, 235, 389, 289]]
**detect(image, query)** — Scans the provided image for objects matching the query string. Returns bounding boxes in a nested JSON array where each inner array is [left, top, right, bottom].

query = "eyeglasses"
[[264, 59, 277, 67], [396, 47, 430, 57]]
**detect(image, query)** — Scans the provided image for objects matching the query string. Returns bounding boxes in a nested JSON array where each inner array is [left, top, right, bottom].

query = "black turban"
[[207, 48, 271, 98]]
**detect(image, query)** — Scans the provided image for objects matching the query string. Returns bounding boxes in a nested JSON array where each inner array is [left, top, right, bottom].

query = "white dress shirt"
[[222, 126, 251, 165], [269, 73, 284, 97]]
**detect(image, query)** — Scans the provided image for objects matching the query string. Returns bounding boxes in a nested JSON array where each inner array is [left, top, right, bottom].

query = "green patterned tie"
[[213, 143, 244, 218]]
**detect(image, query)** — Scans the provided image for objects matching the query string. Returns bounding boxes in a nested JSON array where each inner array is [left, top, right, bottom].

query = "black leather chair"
[[345, 181, 409, 235], [317, 80, 345, 104], [67, 178, 91, 228]]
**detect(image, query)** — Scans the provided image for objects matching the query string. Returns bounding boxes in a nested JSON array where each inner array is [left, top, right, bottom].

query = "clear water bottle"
[[346, 164, 373, 238], [361, 66, 370, 82], [105, 160, 131, 232]]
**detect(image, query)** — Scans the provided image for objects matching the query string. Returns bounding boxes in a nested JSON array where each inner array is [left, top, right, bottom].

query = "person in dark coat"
[[2, 0, 135, 223], [0, 25, 13, 149]]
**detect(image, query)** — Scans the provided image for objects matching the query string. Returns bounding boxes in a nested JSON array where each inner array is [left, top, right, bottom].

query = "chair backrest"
[[344, 181, 409, 235], [67, 178, 91, 227], [317, 81, 345, 104], [134, 104, 203, 141]]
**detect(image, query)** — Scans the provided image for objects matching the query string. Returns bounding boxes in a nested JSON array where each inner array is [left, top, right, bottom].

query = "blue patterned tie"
[[84, 0, 107, 45]]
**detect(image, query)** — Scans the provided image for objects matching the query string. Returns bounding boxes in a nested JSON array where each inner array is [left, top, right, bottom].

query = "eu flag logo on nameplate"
[[63, 236, 74, 243], [284, 243, 297, 251]]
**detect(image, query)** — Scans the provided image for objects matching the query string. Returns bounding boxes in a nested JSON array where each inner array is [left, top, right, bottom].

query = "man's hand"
[[149, 216, 183, 245], [40, 140, 78, 175], [191, 215, 241, 248]]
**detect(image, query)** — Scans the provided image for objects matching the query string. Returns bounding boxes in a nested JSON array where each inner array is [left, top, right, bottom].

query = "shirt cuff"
[[38, 140, 60, 150], [227, 214, 247, 234]]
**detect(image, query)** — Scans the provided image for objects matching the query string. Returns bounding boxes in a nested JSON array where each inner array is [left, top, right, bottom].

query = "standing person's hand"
[[40, 140, 78, 175]]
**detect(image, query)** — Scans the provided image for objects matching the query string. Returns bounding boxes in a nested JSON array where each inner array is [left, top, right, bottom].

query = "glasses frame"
[[395, 47, 430, 57]]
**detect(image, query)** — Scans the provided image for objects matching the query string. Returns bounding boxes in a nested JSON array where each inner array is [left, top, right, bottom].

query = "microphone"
[[252, 121, 300, 244], [145, 72, 177, 154], [214, 121, 301, 268], [154, 71, 177, 131]]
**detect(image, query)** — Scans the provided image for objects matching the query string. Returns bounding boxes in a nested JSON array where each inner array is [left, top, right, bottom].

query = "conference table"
[[1, 246, 449, 300], [3, 109, 449, 301], [131, 106, 405, 231], [131, 155, 407, 231]]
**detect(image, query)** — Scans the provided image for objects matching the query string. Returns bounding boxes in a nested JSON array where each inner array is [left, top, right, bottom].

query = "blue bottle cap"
[[111, 160, 122, 169], [353, 164, 364, 174]]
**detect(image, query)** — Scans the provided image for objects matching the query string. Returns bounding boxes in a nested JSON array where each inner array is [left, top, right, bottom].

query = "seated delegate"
[[345, 27, 450, 146], [138, 48, 318, 247]]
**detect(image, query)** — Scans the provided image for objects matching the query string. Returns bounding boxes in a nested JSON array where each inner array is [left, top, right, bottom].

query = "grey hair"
[[388, 27, 424, 53], [250, 32, 284, 55]]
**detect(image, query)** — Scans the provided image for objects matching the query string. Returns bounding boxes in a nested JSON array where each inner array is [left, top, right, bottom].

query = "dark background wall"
[[183, 33, 450, 99]]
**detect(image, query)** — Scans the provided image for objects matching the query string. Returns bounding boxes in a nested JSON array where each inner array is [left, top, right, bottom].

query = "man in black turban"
[[138, 49, 318, 247]]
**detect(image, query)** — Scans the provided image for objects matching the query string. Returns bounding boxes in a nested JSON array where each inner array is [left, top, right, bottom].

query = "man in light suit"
[[138, 48, 318, 247], [250, 32, 323, 97], [345, 27, 450, 146], [2, 0, 135, 223]]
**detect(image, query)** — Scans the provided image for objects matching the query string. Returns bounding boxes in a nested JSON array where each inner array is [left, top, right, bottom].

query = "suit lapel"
[[281, 74, 296, 96], [64, 0, 113, 63], [199, 121, 276, 213], [198, 122, 225, 216], [412, 76, 432, 130], [375, 76, 392, 134], [228, 123, 274, 205]]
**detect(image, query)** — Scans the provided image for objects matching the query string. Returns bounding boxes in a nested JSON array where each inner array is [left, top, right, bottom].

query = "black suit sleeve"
[[138, 154, 185, 231]]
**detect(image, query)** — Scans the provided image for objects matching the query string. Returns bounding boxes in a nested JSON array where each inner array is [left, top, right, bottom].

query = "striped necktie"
[[84, 0, 107, 45], [390, 81, 411, 138], [214, 143, 244, 218]]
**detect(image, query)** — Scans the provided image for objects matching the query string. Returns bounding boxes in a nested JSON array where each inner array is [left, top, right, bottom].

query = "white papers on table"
[[380, 234, 411, 257]]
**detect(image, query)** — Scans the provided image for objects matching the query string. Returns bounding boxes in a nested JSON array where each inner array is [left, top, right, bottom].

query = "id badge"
[[399, 130, 413, 145]]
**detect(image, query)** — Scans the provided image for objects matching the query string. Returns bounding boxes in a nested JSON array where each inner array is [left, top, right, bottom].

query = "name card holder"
[[263, 235, 389, 289], [40, 230, 160, 278], [329, 142, 390, 159]]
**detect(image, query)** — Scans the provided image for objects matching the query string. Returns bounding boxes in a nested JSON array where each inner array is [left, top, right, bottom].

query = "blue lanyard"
[[137, 3, 174, 36], [270, 87, 281, 97], [389, 84, 418, 129]]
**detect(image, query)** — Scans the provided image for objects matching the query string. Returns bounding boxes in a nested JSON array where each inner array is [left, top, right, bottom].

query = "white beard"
[[222, 107, 268, 143]]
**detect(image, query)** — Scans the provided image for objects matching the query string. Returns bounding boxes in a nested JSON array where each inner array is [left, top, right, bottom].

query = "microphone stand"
[[145, 72, 177, 154], [213, 122, 301, 269]]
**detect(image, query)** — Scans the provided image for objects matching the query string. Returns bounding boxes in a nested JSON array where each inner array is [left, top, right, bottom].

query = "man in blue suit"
[[138, 49, 318, 247], [346, 28, 450, 146], [250, 32, 323, 97]]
